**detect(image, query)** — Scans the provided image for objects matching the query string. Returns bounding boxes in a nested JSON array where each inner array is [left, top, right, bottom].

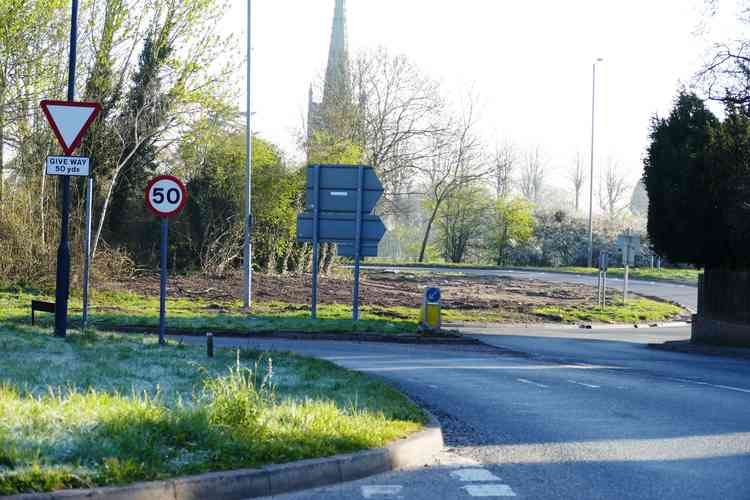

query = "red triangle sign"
[[40, 100, 102, 156]]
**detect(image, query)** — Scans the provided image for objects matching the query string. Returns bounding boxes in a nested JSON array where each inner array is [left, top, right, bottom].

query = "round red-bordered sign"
[[145, 175, 188, 218]]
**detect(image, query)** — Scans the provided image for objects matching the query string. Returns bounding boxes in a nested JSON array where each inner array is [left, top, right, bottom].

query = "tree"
[[519, 147, 545, 204], [492, 142, 515, 199], [88, 0, 235, 258], [416, 101, 488, 262], [483, 197, 534, 265], [569, 153, 586, 212], [597, 159, 630, 219], [630, 180, 649, 216], [181, 120, 302, 274], [643, 92, 719, 267], [435, 184, 490, 263], [350, 48, 446, 212]]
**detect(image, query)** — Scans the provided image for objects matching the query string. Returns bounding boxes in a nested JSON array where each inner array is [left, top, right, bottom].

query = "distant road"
[[359, 265, 698, 311]]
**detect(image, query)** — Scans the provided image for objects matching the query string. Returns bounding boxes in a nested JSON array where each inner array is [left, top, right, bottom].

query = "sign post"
[[145, 175, 188, 345], [297, 165, 385, 320], [40, 94, 101, 337], [82, 177, 93, 330], [617, 230, 640, 304]]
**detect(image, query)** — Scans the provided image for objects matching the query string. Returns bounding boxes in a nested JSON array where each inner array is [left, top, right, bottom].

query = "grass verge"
[[1, 288, 420, 334], [534, 297, 684, 324], [0, 284, 684, 333], [0, 324, 425, 495], [360, 261, 701, 285]]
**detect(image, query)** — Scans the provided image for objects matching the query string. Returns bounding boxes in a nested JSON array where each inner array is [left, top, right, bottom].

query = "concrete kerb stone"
[[5, 414, 443, 500]]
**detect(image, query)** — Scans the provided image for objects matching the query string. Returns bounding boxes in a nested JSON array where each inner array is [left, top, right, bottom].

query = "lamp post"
[[587, 58, 603, 268], [243, 0, 253, 309]]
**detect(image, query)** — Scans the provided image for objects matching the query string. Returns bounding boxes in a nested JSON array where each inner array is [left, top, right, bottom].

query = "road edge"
[[6, 414, 444, 500]]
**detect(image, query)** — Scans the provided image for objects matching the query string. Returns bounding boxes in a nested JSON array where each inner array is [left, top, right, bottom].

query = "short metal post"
[[159, 218, 168, 345], [207, 332, 214, 358], [82, 176, 93, 330]]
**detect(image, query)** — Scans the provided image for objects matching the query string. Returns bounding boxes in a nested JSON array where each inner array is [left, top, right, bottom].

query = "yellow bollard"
[[420, 287, 442, 333]]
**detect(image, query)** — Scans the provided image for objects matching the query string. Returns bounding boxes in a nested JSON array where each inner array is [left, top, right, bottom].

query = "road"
[[359, 265, 698, 311], [207, 323, 750, 500]]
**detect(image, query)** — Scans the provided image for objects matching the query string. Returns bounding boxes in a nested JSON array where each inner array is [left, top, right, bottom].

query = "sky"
[[223, 0, 744, 195]]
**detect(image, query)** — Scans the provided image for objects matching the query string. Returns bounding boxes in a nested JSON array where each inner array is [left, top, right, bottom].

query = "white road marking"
[[450, 468, 502, 482], [361, 485, 403, 498], [517, 378, 549, 388], [428, 384, 439, 389], [463, 484, 517, 497], [567, 379, 600, 389], [669, 378, 750, 394], [714, 384, 750, 394]]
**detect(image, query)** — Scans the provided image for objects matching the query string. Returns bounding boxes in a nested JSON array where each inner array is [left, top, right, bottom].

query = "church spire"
[[323, 0, 350, 107]]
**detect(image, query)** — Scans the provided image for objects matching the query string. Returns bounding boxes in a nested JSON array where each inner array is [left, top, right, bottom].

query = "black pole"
[[54, 0, 79, 337]]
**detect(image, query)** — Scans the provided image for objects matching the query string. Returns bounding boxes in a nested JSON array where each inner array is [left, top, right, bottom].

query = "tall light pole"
[[243, 0, 253, 308], [587, 58, 603, 268]]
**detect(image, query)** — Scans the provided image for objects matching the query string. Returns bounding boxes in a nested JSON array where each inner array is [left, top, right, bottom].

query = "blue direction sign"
[[297, 213, 385, 243], [298, 164, 387, 322], [305, 165, 383, 213], [337, 242, 379, 258]]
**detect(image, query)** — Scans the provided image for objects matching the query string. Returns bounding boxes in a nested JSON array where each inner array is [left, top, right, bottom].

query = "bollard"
[[420, 287, 442, 333], [207, 332, 214, 358]]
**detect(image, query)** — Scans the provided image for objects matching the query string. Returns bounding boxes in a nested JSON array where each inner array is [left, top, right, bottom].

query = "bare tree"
[[597, 159, 630, 218], [569, 152, 586, 212], [493, 141, 515, 199], [416, 99, 488, 262], [351, 49, 447, 212], [519, 147, 545, 204]]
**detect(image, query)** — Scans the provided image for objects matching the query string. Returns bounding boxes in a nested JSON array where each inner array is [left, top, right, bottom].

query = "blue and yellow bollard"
[[420, 287, 442, 332]]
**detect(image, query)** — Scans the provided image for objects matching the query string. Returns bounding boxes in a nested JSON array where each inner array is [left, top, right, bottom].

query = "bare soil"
[[100, 270, 602, 320]]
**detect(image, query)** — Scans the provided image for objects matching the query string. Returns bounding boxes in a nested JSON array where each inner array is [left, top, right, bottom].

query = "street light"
[[587, 57, 603, 268]]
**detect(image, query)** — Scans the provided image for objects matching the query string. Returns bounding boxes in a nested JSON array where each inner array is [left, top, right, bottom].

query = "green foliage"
[[644, 92, 719, 268], [484, 197, 534, 265], [435, 184, 491, 263], [180, 120, 303, 273], [307, 130, 364, 165]]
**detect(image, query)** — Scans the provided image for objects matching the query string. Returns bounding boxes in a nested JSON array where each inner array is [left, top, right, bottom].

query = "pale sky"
[[224, 0, 743, 193]]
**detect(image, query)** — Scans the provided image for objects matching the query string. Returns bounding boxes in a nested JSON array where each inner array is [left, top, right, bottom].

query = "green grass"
[[534, 297, 684, 324], [0, 287, 419, 334], [551, 267, 700, 285], [360, 260, 701, 285], [0, 324, 425, 495]]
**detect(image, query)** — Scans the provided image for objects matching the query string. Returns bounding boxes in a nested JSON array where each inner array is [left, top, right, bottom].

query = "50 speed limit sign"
[[145, 175, 188, 218]]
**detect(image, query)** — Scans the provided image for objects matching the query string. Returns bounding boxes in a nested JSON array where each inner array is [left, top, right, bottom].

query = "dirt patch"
[[98, 269, 610, 320]]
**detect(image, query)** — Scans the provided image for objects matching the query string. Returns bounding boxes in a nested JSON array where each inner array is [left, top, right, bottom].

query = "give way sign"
[[40, 100, 102, 155]]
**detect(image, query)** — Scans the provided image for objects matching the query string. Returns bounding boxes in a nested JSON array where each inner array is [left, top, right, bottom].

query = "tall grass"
[[0, 327, 424, 495]]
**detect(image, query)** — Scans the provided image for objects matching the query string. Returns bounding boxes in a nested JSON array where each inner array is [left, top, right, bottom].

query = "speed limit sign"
[[145, 175, 187, 218]]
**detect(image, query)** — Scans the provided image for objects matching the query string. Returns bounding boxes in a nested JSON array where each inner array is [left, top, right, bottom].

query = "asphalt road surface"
[[360, 265, 698, 311], [202, 323, 750, 500]]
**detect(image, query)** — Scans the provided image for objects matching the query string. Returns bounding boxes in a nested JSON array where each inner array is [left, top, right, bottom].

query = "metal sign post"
[[598, 252, 608, 307], [297, 164, 385, 320], [311, 165, 320, 319], [159, 218, 168, 345], [145, 175, 188, 345], [353, 165, 364, 320], [82, 177, 93, 329], [617, 230, 640, 305]]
